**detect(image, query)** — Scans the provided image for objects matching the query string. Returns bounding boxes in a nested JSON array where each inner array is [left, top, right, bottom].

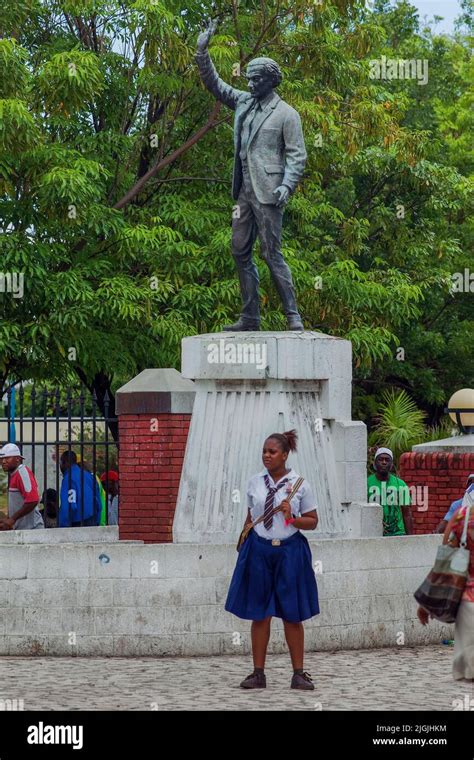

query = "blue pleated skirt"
[[225, 529, 320, 622]]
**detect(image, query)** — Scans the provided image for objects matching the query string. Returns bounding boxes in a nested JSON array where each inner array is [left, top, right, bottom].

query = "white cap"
[[467, 474, 474, 482], [0, 443, 24, 459], [374, 447, 393, 461]]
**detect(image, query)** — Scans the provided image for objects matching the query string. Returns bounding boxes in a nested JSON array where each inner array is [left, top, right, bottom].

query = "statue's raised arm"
[[195, 18, 246, 111], [196, 17, 218, 53]]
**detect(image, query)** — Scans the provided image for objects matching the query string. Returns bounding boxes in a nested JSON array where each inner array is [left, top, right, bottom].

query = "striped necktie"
[[263, 475, 289, 530]]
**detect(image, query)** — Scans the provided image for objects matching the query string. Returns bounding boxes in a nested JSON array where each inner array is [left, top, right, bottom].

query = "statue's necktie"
[[263, 475, 289, 530], [241, 102, 259, 160], [247, 101, 259, 134]]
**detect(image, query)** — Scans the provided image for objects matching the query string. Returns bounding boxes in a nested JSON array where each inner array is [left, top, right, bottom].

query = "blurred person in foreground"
[[435, 474, 474, 534], [417, 483, 474, 681]]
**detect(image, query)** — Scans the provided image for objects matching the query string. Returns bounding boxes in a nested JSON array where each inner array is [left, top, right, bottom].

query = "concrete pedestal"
[[173, 331, 380, 543]]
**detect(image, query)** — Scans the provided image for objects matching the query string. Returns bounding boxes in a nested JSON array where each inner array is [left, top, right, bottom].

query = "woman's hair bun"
[[282, 429, 298, 452], [267, 429, 298, 454]]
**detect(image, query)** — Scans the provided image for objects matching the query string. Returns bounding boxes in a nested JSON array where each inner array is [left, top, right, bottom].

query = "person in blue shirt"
[[436, 474, 474, 533], [59, 451, 102, 527]]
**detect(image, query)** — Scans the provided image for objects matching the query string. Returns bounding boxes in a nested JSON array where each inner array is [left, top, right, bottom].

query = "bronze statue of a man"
[[196, 21, 307, 331]]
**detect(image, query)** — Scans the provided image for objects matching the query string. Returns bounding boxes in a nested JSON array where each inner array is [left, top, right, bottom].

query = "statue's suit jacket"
[[195, 50, 307, 205]]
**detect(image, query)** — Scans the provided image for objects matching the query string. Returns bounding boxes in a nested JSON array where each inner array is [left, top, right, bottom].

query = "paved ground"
[[0, 645, 472, 711]]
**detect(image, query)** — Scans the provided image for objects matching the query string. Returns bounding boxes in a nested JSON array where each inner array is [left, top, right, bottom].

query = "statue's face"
[[245, 67, 274, 100]]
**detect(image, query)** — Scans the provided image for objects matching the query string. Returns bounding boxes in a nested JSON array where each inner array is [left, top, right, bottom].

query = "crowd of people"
[[2, 438, 468, 538], [0, 443, 119, 530]]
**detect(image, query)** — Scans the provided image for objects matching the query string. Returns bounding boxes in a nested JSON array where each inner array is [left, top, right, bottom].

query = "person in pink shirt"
[[0, 443, 44, 530]]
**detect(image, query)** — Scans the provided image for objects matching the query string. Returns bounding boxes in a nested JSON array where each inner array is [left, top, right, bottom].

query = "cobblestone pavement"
[[0, 646, 472, 711]]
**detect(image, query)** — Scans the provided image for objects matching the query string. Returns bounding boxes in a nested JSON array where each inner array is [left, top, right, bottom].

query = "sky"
[[411, 0, 463, 31]]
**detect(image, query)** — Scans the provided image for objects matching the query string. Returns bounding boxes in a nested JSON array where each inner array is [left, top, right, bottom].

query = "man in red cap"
[[100, 470, 119, 525]]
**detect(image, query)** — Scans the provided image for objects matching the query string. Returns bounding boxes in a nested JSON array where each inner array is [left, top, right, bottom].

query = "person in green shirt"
[[367, 447, 413, 536]]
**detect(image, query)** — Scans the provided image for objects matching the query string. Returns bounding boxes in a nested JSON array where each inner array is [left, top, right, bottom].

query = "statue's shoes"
[[222, 320, 260, 331], [287, 318, 304, 331]]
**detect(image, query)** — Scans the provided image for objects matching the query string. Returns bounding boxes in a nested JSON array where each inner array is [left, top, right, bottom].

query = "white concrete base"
[[174, 331, 372, 543], [0, 532, 453, 657]]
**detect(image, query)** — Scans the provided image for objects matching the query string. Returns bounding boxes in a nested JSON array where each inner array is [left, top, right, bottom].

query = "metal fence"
[[1, 386, 119, 528]]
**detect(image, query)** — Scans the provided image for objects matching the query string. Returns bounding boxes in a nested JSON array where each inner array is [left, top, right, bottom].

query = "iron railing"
[[1, 385, 119, 527]]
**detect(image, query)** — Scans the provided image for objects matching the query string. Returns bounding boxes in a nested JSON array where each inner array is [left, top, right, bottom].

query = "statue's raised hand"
[[196, 18, 218, 52]]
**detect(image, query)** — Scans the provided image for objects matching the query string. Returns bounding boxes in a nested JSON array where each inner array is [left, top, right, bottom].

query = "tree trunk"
[[74, 369, 119, 443]]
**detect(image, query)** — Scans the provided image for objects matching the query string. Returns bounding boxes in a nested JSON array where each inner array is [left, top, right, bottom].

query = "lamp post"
[[445, 388, 474, 434]]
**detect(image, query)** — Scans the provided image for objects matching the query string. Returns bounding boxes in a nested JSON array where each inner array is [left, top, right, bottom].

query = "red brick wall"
[[398, 452, 474, 534], [118, 413, 191, 543]]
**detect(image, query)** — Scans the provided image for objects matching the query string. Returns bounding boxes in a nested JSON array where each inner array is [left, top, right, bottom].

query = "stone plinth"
[[173, 331, 380, 543]]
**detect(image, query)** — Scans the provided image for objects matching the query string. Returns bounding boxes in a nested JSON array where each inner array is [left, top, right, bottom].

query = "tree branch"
[[113, 101, 222, 210], [111, 3, 288, 212], [422, 301, 450, 328], [152, 175, 228, 185]]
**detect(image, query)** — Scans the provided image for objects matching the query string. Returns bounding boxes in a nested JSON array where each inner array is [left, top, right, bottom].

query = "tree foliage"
[[0, 0, 472, 433]]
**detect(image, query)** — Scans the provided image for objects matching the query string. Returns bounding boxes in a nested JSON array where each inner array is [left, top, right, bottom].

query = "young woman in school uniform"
[[225, 429, 320, 690]]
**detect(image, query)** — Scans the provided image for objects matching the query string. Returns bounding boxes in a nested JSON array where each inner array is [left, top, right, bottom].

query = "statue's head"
[[245, 57, 282, 99]]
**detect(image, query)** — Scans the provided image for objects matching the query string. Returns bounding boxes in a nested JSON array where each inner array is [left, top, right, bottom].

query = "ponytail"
[[267, 429, 298, 454]]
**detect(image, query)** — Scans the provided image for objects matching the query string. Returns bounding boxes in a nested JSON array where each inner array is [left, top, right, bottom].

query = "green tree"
[[0, 0, 472, 439]]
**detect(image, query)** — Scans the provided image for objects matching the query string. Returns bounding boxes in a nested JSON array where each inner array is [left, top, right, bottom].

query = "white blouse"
[[247, 468, 317, 540]]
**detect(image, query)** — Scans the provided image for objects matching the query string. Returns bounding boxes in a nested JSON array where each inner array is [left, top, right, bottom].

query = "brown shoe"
[[291, 671, 315, 690], [240, 671, 266, 689]]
